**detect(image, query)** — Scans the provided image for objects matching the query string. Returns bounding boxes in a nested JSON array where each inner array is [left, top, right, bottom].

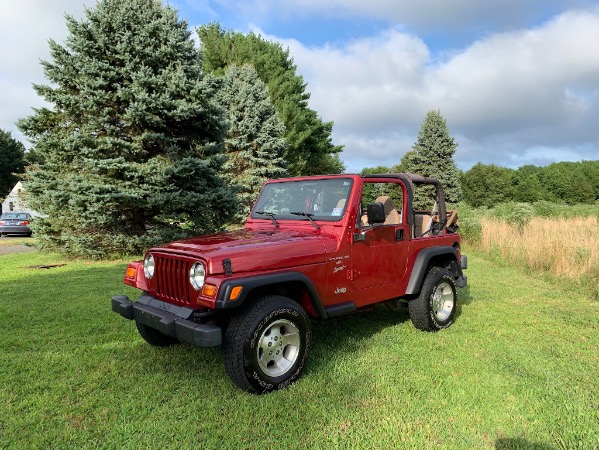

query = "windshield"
[[1, 213, 29, 220], [252, 178, 353, 222]]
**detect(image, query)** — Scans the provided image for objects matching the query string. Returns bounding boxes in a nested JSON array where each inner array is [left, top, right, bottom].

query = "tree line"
[[363, 158, 599, 210], [361, 110, 598, 210], [461, 161, 599, 207]]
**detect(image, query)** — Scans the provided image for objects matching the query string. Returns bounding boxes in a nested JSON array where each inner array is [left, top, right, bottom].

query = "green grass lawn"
[[1, 250, 597, 449], [0, 237, 37, 247]]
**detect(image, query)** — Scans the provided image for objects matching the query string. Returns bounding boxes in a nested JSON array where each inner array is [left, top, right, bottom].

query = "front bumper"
[[112, 294, 222, 347]]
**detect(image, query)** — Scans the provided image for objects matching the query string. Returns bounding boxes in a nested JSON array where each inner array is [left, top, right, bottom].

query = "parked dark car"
[[0, 212, 33, 237]]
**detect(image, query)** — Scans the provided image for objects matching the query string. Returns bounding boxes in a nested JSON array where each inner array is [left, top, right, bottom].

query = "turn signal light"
[[125, 267, 136, 279], [229, 286, 243, 301], [201, 284, 217, 298]]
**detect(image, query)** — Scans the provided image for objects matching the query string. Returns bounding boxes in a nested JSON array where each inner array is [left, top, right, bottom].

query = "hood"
[[154, 229, 332, 275]]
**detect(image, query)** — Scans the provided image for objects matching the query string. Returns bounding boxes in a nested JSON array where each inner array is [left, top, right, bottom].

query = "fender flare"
[[214, 272, 327, 319], [405, 246, 457, 295]]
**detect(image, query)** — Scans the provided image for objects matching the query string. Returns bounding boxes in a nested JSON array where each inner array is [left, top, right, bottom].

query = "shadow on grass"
[[495, 437, 556, 450], [127, 304, 414, 391], [459, 284, 473, 305], [454, 284, 473, 321], [308, 305, 410, 367]]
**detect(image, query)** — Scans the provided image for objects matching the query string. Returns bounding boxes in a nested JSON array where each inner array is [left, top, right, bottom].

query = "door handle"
[[352, 231, 367, 242]]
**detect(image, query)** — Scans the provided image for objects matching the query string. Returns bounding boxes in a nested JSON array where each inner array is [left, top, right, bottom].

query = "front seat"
[[374, 196, 401, 225]]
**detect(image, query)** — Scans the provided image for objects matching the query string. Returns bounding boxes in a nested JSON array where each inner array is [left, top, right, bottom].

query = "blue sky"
[[172, 0, 592, 50], [2, 0, 598, 172]]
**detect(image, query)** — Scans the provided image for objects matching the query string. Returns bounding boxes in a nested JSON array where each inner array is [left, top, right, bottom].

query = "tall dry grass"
[[480, 216, 599, 286]]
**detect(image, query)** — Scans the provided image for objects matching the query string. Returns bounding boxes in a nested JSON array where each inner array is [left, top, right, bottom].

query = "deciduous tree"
[[462, 163, 513, 207], [512, 166, 543, 203], [0, 129, 26, 199]]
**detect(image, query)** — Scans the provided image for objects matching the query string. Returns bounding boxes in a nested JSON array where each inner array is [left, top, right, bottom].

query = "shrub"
[[456, 203, 483, 244], [490, 202, 534, 228]]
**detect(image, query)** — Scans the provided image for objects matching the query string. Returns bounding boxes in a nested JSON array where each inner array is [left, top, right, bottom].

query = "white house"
[[1, 181, 39, 216]]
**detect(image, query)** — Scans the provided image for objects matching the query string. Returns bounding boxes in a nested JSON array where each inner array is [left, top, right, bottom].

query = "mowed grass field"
[[0, 237, 37, 247], [1, 250, 597, 449]]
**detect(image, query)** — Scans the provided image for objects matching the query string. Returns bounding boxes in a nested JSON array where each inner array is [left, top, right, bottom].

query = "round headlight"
[[143, 254, 155, 279], [189, 262, 206, 291]]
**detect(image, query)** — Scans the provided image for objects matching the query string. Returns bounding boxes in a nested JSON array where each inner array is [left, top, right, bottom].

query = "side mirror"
[[367, 202, 385, 225]]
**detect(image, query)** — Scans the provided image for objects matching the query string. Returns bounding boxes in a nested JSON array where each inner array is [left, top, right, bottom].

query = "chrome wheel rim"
[[431, 281, 454, 322], [257, 319, 301, 377]]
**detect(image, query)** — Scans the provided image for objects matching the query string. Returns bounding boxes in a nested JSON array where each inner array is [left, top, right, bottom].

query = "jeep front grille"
[[154, 254, 192, 305]]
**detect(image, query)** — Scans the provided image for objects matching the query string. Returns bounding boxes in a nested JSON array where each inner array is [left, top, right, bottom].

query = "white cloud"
[[256, 8, 599, 171], [430, 9, 599, 125], [275, 29, 430, 129], [0, 0, 93, 145]]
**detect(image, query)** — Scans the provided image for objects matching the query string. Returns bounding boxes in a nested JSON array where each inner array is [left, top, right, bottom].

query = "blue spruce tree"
[[18, 0, 236, 257], [216, 64, 288, 223]]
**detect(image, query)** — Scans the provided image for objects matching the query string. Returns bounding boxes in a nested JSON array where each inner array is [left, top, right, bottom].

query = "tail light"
[[18, 221, 29, 225], [0, 221, 5, 225]]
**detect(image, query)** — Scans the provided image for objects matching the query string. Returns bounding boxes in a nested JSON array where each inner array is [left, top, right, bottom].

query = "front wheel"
[[223, 295, 311, 394], [408, 267, 457, 332]]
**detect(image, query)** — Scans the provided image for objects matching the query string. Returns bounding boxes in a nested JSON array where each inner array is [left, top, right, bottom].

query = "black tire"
[[223, 295, 311, 394], [135, 321, 179, 347], [408, 267, 457, 332]]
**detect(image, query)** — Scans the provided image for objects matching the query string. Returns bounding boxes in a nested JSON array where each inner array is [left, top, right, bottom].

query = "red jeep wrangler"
[[112, 173, 467, 393]]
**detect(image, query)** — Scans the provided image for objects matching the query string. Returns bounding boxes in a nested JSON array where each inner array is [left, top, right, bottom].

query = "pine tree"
[[216, 65, 288, 223], [404, 110, 463, 208], [0, 129, 26, 198], [198, 23, 344, 176], [17, 0, 236, 257]]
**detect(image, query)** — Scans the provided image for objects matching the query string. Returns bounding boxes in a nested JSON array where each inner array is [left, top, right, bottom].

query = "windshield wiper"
[[254, 211, 279, 228], [290, 212, 320, 230]]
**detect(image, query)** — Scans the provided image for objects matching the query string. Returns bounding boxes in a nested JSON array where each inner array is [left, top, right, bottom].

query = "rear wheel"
[[223, 295, 311, 394], [135, 321, 179, 347], [408, 267, 457, 331]]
